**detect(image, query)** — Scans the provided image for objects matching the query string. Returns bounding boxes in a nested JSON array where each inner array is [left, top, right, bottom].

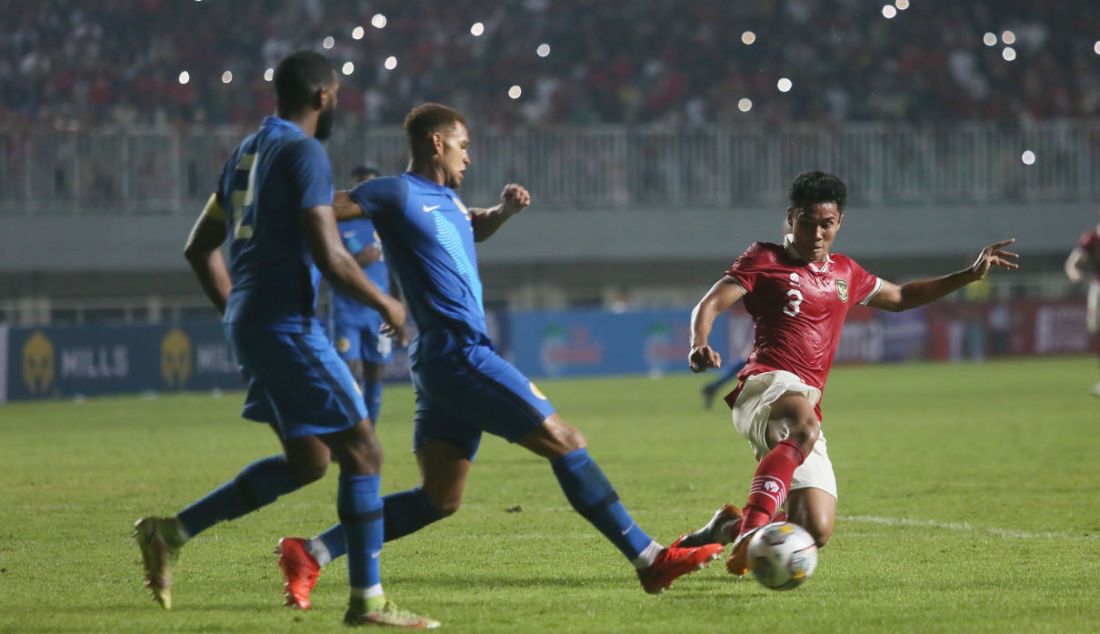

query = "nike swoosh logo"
[[422, 204, 440, 213], [620, 522, 635, 536]]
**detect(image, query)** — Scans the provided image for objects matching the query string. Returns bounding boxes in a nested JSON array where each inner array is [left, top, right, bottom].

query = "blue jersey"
[[216, 116, 334, 332], [331, 217, 390, 327], [349, 173, 486, 359]]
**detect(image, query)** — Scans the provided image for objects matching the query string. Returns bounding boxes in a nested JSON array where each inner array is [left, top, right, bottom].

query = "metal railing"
[[2, 122, 1099, 213]]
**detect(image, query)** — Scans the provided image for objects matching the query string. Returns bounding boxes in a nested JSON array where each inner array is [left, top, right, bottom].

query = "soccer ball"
[[746, 522, 818, 590]]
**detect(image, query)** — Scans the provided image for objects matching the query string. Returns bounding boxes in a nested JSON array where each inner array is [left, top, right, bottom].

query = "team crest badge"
[[835, 279, 849, 303]]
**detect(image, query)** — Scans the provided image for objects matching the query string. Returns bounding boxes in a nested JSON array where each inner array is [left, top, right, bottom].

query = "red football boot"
[[637, 542, 724, 594], [276, 537, 321, 610]]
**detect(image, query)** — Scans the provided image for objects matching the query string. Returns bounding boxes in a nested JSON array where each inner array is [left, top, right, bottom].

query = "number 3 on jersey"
[[229, 152, 258, 240], [783, 289, 803, 317]]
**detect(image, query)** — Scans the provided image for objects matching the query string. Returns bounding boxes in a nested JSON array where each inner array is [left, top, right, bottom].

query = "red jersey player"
[[1064, 209, 1100, 396], [677, 171, 1018, 576]]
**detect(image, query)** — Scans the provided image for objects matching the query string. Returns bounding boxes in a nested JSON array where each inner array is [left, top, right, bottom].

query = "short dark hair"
[[403, 103, 467, 160], [789, 171, 847, 213], [274, 50, 335, 115], [351, 164, 380, 180]]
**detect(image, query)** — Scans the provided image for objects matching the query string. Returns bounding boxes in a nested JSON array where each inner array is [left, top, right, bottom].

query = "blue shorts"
[[411, 343, 556, 460], [333, 316, 393, 365], [227, 323, 368, 439]]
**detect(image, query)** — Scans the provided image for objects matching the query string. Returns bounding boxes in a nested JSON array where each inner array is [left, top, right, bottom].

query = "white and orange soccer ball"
[[746, 522, 818, 590]]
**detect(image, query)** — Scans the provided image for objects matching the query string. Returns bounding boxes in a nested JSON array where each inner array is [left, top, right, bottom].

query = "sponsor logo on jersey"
[[161, 328, 192, 388], [529, 381, 548, 400], [337, 337, 352, 353], [835, 279, 849, 303], [422, 204, 441, 213], [22, 331, 54, 396]]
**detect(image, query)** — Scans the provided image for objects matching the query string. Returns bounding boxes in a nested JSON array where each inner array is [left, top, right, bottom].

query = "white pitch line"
[[840, 515, 1100, 541]]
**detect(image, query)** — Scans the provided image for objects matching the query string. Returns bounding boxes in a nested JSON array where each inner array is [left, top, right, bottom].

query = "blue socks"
[[337, 474, 384, 591], [316, 487, 443, 560], [363, 381, 383, 424], [177, 455, 300, 538], [551, 448, 652, 560]]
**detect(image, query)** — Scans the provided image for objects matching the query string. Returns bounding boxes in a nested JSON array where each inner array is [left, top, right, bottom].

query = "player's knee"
[[806, 519, 832, 548], [424, 488, 462, 518], [286, 457, 328, 485], [789, 414, 820, 450]]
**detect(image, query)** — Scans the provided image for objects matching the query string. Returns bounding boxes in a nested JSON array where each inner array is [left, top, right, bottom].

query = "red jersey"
[[722, 239, 882, 418], [1077, 228, 1100, 281]]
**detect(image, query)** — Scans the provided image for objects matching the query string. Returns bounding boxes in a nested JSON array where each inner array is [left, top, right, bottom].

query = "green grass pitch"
[[1, 356, 1098, 633]]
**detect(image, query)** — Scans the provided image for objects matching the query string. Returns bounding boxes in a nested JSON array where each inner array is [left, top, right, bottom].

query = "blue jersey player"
[[331, 165, 401, 424], [275, 104, 724, 608], [132, 51, 436, 629]]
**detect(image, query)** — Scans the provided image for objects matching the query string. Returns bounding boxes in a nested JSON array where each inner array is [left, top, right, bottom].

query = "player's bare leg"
[[785, 487, 836, 548], [520, 415, 723, 594], [728, 393, 819, 576]]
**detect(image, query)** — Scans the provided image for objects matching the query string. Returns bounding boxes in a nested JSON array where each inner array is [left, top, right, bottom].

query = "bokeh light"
[[322, 36, 334, 49], [352, 26, 364, 40], [777, 78, 792, 93], [1001, 30, 1016, 45], [738, 98, 752, 112], [741, 31, 756, 45], [220, 71, 232, 84], [471, 22, 485, 37], [384, 56, 398, 70], [1002, 47, 1016, 61], [895, 0, 910, 9], [263, 68, 274, 82], [508, 85, 523, 99], [983, 32, 997, 47], [371, 14, 387, 29], [341, 62, 355, 76], [882, 5, 897, 19], [1021, 150, 1036, 165], [536, 43, 551, 58], [178, 71, 190, 85]]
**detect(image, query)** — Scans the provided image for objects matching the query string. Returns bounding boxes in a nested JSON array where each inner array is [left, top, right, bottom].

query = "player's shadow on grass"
[[387, 572, 627, 589]]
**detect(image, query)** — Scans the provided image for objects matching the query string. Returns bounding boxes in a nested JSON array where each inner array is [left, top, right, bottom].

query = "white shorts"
[[729, 370, 837, 499], [1088, 280, 1099, 334]]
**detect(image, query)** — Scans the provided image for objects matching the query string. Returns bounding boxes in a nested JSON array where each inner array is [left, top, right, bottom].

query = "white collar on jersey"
[[784, 234, 833, 273]]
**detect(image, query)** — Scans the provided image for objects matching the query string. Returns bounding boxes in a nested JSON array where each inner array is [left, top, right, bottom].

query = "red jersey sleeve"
[[1079, 230, 1100, 252], [848, 257, 882, 306], [724, 242, 768, 293]]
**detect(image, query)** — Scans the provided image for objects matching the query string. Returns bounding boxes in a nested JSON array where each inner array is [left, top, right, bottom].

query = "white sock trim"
[[307, 538, 332, 566], [632, 541, 663, 569], [351, 584, 385, 600]]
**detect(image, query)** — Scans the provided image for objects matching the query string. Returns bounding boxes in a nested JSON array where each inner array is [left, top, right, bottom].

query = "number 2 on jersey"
[[783, 289, 803, 317], [229, 152, 258, 240]]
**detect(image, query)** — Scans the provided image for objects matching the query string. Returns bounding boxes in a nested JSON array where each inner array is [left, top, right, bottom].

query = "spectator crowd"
[[2, 0, 1098, 130]]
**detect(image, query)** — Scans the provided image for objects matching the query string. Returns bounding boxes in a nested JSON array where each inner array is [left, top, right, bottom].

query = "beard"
[[315, 106, 335, 141]]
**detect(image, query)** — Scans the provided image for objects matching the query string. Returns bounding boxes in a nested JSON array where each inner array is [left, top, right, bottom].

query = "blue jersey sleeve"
[[349, 176, 407, 221], [283, 138, 334, 210]]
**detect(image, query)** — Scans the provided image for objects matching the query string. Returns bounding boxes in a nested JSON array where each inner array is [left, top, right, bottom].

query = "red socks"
[[739, 438, 807, 534]]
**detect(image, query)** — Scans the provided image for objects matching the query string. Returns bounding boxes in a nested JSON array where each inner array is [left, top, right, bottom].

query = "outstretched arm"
[[689, 277, 748, 372], [868, 239, 1019, 312], [1064, 247, 1088, 284], [471, 184, 530, 242], [183, 194, 231, 315]]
